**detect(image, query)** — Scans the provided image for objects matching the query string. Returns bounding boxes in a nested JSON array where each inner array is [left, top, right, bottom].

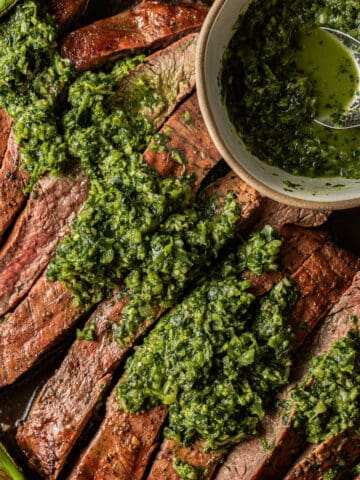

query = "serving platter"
[[0, 1, 360, 479]]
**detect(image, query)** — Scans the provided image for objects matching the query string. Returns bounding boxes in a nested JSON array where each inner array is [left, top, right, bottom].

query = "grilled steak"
[[0, 92, 218, 389], [0, 109, 12, 167], [145, 238, 359, 480], [0, 36, 200, 386], [69, 225, 333, 480], [284, 430, 360, 480], [61, 1, 208, 70], [215, 269, 360, 480], [0, 171, 89, 318], [17, 173, 262, 480], [144, 92, 220, 188], [253, 197, 331, 230], [0, 275, 83, 388], [47, 0, 90, 32], [114, 33, 198, 131], [0, 131, 29, 239]]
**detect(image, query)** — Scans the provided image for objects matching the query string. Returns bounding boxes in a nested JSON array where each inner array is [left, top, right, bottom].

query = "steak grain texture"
[[17, 174, 262, 480], [61, 1, 208, 70], [0, 274, 83, 388], [0, 109, 12, 168], [0, 172, 89, 318], [215, 267, 360, 480], [68, 225, 327, 480], [0, 131, 29, 239], [115, 33, 198, 131], [284, 430, 360, 480], [144, 92, 221, 188], [72, 398, 169, 480], [253, 197, 330, 230]]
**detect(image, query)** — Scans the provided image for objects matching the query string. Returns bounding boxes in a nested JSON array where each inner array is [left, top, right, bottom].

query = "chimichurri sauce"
[[221, 0, 360, 178], [118, 227, 298, 453], [289, 331, 360, 444]]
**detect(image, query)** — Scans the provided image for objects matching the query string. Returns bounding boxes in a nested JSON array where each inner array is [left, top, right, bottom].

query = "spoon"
[[315, 27, 360, 130]]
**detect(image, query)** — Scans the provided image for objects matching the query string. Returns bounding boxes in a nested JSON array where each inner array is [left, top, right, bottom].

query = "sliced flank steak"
[[0, 109, 12, 167], [284, 430, 360, 480], [61, 1, 208, 70], [215, 270, 360, 480], [253, 197, 330, 231], [144, 237, 359, 480], [0, 92, 219, 389], [0, 131, 29, 239], [17, 172, 262, 480], [68, 224, 339, 480], [0, 34, 199, 321], [0, 171, 88, 318], [47, 0, 90, 32]]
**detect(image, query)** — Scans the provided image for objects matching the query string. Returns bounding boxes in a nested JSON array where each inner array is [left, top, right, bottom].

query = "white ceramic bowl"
[[196, 0, 360, 209]]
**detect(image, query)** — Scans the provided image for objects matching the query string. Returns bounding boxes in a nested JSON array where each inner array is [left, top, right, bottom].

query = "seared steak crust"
[[47, 0, 90, 32], [0, 109, 12, 167], [0, 275, 83, 388], [284, 430, 360, 480], [115, 33, 198, 131], [253, 197, 331, 230], [61, 1, 208, 71], [0, 131, 29, 239], [0, 172, 89, 318]]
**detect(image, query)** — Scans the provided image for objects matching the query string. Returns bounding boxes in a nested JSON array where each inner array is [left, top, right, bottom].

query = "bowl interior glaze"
[[196, 0, 360, 209]]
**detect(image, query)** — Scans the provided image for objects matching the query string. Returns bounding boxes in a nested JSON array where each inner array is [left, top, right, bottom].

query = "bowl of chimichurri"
[[196, 0, 360, 209]]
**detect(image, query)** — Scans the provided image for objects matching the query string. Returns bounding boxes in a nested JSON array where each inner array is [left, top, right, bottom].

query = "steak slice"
[[114, 33, 198, 131], [144, 92, 220, 189], [215, 269, 360, 480], [284, 430, 360, 480], [0, 92, 219, 389], [17, 173, 263, 480], [0, 131, 29, 239], [61, 1, 208, 70], [0, 109, 12, 167], [0, 275, 84, 388], [69, 225, 330, 480], [47, 0, 90, 32], [0, 171, 89, 318], [252, 197, 331, 230]]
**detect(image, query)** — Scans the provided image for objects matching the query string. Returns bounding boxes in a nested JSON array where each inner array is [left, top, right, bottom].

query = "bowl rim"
[[196, 0, 360, 211]]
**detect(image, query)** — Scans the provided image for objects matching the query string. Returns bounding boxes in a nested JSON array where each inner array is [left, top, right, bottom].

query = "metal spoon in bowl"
[[315, 27, 360, 130]]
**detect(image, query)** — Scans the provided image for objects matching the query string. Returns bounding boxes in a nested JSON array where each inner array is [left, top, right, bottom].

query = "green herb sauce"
[[117, 227, 298, 451], [173, 459, 206, 480], [222, 0, 360, 178], [0, 0, 73, 189], [46, 58, 195, 307], [290, 332, 360, 444], [114, 196, 239, 343]]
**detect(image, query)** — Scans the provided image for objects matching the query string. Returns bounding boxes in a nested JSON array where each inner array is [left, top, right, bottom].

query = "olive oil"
[[296, 28, 359, 118]]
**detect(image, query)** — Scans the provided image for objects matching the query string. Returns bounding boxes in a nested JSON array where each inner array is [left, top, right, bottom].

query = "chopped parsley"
[[290, 332, 360, 444], [117, 227, 298, 451]]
